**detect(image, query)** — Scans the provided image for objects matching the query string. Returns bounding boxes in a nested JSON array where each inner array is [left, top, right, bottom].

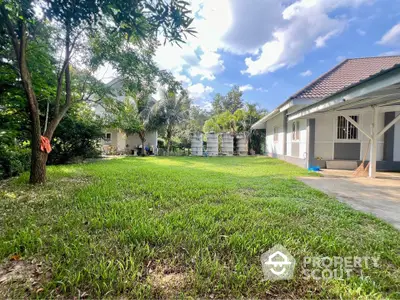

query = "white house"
[[95, 78, 158, 155], [252, 56, 400, 177]]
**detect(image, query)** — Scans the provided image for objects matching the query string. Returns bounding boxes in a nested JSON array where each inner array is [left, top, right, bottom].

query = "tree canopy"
[[203, 86, 266, 134]]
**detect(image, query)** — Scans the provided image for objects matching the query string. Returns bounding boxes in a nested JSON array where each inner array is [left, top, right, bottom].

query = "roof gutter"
[[251, 109, 280, 130]]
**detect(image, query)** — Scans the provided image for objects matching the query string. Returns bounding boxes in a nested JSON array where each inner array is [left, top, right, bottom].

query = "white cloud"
[[188, 51, 225, 81], [154, 0, 230, 82], [378, 23, 400, 46], [221, 0, 284, 54], [175, 74, 192, 85], [239, 84, 254, 92], [242, 0, 369, 76], [315, 29, 341, 48], [156, 0, 371, 81], [188, 83, 214, 100], [256, 87, 268, 92], [300, 70, 312, 77], [356, 29, 366, 36]]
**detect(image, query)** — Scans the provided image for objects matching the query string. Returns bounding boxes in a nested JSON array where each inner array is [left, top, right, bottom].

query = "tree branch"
[[54, 28, 82, 115]]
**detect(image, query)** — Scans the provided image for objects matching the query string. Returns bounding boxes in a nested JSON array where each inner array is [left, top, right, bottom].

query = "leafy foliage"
[[211, 86, 244, 114], [47, 106, 104, 165], [0, 144, 30, 179]]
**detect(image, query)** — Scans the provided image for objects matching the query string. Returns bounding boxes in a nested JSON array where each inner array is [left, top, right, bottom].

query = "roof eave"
[[251, 109, 280, 130]]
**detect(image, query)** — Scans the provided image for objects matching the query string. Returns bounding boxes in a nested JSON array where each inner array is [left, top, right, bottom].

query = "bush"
[[47, 112, 103, 165], [0, 144, 31, 179]]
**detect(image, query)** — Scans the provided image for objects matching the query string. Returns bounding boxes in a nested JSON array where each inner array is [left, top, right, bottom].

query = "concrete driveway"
[[299, 170, 400, 230]]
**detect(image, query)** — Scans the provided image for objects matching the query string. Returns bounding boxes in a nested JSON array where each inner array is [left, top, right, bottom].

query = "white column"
[[369, 107, 378, 178]]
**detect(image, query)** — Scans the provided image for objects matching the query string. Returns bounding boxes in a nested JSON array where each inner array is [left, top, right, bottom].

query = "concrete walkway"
[[299, 170, 400, 230]]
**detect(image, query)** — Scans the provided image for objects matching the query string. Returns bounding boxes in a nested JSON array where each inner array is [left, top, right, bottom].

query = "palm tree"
[[151, 90, 190, 155]]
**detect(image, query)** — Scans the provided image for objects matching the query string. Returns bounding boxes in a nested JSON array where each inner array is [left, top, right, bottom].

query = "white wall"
[[286, 119, 307, 158], [264, 111, 312, 159], [314, 109, 385, 161], [263, 107, 395, 163], [101, 129, 126, 152], [126, 131, 157, 151], [265, 113, 284, 157], [101, 130, 157, 153]]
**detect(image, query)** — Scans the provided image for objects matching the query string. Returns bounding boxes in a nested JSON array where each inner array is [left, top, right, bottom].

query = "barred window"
[[273, 127, 279, 142], [337, 116, 358, 140], [292, 121, 300, 141]]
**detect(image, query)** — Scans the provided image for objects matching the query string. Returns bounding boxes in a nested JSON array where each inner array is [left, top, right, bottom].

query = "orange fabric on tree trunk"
[[40, 136, 52, 153]]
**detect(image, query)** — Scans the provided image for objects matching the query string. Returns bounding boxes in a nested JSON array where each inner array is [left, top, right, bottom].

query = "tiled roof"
[[291, 56, 400, 99]]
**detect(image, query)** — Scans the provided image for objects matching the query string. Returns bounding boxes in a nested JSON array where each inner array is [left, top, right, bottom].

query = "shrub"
[[48, 115, 103, 165], [0, 144, 31, 179]]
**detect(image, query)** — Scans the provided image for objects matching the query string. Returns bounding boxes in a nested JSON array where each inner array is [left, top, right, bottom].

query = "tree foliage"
[[151, 90, 191, 153], [47, 105, 104, 165], [211, 86, 244, 114], [203, 86, 266, 134]]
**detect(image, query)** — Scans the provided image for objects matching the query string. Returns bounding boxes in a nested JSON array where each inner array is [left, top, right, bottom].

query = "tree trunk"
[[30, 147, 48, 184], [139, 131, 146, 157], [167, 139, 171, 156], [166, 128, 172, 156], [141, 139, 145, 156]]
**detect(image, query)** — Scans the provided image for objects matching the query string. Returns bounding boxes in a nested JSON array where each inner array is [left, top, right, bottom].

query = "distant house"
[[95, 78, 158, 155], [252, 56, 400, 177]]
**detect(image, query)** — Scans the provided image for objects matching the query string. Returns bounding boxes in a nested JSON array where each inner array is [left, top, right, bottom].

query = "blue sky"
[[154, 0, 400, 111]]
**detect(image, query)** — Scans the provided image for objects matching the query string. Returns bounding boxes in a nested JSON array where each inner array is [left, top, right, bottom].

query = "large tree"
[[211, 85, 244, 115], [0, 0, 194, 183]]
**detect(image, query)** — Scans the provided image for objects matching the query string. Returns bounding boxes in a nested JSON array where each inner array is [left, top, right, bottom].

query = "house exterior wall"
[[101, 129, 127, 153], [314, 110, 385, 161], [286, 118, 307, 159], [262, 108, 400, 170], [265, 113, 284, 157], [101, 130, 157, 154], [126, 131, 158, 151], [265, 110, 308, 168]]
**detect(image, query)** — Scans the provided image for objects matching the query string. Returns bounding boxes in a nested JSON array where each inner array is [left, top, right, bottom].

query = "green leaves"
[[203, 86, 267, 134]]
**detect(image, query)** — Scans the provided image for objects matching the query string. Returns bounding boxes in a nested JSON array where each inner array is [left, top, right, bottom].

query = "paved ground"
[[299, 170, 400, 230]]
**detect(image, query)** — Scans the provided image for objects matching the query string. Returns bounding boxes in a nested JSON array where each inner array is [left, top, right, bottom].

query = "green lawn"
[[0, 157, 399, 298]]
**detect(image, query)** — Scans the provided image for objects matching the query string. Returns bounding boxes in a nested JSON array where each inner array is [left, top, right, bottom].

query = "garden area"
[[1, 157, 399, 298]]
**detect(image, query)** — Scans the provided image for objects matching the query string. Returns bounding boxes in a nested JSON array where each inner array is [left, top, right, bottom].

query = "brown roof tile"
[[291, 56, 400, 99]]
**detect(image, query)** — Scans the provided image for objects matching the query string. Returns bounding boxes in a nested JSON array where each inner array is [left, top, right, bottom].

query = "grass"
[[0, 156, 399, 298]]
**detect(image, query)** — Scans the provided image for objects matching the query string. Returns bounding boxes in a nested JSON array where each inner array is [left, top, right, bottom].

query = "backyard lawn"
[[0, 157, 399, 298]]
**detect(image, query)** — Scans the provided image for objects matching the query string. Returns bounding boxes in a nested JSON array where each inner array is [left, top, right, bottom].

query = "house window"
[[105, 132, 112, 142], [273, 127, 279, 142], [292, 121, 300, 141], [337, 116, 358, 140]]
